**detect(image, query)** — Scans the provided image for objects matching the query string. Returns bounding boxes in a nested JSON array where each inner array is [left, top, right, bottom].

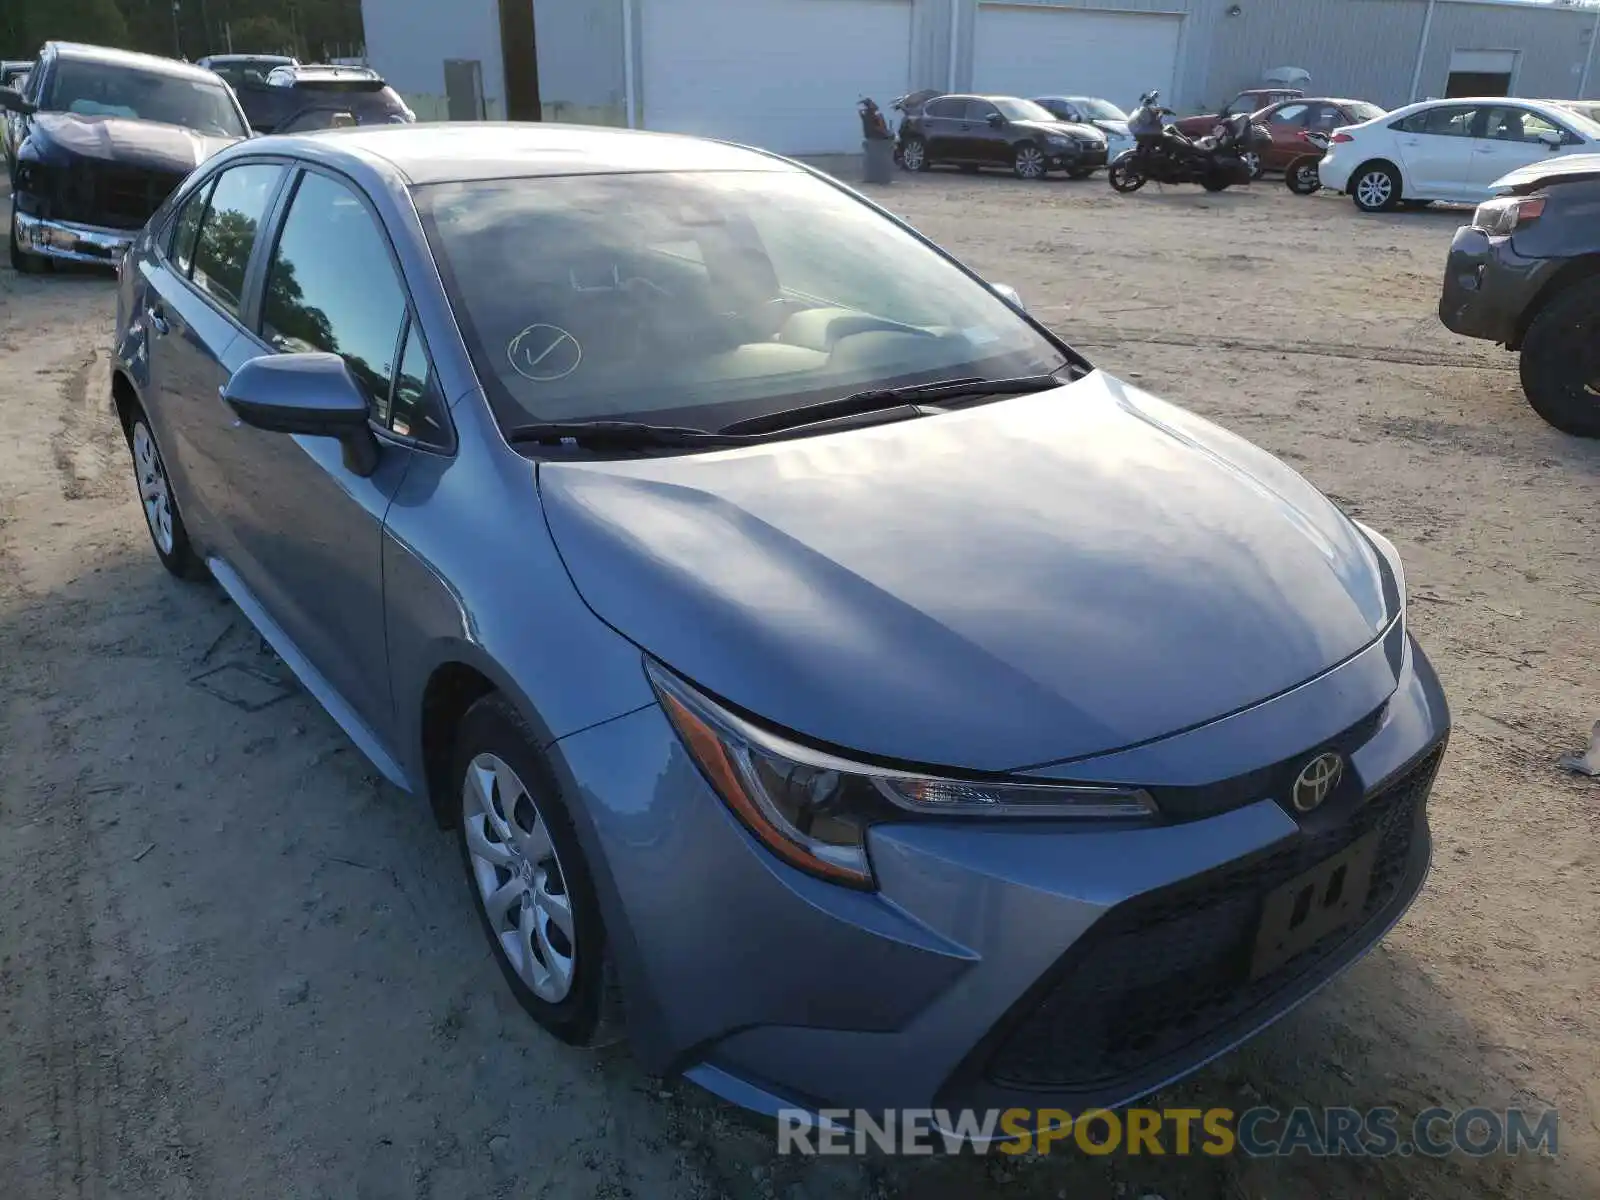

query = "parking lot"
[[1, 171, 1596, 1200]]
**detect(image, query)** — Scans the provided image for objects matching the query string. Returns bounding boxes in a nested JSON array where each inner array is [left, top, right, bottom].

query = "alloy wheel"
[[900, 140, 925, 171], [132, 422, 175, 556], [1014, 145, 1046, 180], [462, 752, 577, 1003], [1291, 161, 1320, 193], [1356, 171, 1393, 210], [1242, 151, 1262, 178]]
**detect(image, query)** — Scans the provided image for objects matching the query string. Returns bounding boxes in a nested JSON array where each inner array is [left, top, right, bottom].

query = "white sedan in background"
[[1318, 96, 1600, 211]]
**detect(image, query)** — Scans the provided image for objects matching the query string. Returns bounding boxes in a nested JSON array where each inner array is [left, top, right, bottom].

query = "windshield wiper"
[[718, 372, 1068, 437], [504, 421, 751, 450]]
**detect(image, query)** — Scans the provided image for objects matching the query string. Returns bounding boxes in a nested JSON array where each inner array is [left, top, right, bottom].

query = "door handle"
[[146, 304, 169, 336]]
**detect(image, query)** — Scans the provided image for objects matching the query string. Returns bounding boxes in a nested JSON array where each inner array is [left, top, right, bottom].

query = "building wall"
[[1415, 0, 1600, 102], [1188, 0, 1600, 113], [358, 0, 507, 119], [359, 0, 1600, 132]]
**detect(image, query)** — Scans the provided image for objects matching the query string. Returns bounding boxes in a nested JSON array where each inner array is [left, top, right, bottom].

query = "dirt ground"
[[1, 170, 1597, 1200]]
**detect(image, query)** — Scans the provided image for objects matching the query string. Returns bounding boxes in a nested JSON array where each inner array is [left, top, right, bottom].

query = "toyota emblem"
[[1291, 752, 1344, 813]]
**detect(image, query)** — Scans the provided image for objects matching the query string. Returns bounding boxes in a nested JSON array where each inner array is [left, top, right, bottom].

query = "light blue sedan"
[[110, 122, 1450, 1125]]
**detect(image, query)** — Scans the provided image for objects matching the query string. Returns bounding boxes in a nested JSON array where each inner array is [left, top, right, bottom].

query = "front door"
[[213, 166, 426, 742], [963, 98, 1008, 165], [1467, 105, 1571, 194], [1393, 104, 1479, 200], [919, 96, 963, 160]]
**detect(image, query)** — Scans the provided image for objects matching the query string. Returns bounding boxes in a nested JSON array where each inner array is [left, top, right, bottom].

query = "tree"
[[9, 0, 129, 56]]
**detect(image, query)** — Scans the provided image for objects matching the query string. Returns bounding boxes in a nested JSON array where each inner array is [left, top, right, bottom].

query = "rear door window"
[[189, 163, 284, 318], [1397, 106, 1478, 137]]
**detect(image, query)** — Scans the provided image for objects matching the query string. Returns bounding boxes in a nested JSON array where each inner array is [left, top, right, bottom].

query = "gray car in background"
[[110, 123, 1450, 1123]]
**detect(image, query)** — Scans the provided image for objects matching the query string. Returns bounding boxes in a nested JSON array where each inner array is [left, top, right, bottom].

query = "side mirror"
[[0, 86, 35, 115], [222, 352, 380, 476], [986, 112, 1005, 128], [989, 281, 1025, 312], [1538, 129, 1563, 150]]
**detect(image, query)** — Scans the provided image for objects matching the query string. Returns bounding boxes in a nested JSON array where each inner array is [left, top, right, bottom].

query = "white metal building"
[[358, 0, 1600, 156]]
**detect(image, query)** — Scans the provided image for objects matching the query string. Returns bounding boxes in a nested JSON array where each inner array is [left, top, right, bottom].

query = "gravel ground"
[[1, 169, 1596, 1200]]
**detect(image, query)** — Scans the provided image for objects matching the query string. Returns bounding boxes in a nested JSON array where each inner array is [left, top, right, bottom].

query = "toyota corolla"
[[110, 123, 1449, 1122]]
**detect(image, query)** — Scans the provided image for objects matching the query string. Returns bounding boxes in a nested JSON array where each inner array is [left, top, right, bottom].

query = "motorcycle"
[[1108, 90, 1266, 195], [1285, 129, 1332, 194]]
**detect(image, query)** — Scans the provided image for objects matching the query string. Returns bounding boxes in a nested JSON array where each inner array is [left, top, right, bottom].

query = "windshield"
[[415, 170, 1068, 433], [1561, 106, 1600, 138], [1074, 99, 1127, 122], [994, 97, 1057, 123], [1346, 101, 1386, 123], [45, 60, 246, 137]]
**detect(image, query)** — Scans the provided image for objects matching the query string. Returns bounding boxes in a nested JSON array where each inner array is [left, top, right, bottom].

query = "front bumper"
[[1049, 142, 1109, 171], [1438, 224, 1559, 348], [13, 210, 135, 266], [553, 628, 1449, 1119]]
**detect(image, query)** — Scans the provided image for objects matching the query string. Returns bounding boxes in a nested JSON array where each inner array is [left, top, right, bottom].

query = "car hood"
[[26, 112, 240, 173], [1014, 118, 1102, 141], [539, 373, 1393, 773], [1093, 119, 1132, 138], [1491, 151, 1600, 194]]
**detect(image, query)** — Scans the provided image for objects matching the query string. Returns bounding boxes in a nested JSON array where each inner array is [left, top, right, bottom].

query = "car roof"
[[241, 122, 804, 186], [47, 41, 224, 84]]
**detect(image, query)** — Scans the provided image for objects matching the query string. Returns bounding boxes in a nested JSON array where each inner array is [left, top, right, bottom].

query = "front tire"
[[1351, 162, 1401, 212], [1013, 143, 1048, 180], [1108, 154, 1146, 193], [9, 211, 44, 274], [127, 411, 206, 580], [454, 694, 622, 1046], [1241, 151, 1263, 180], [899, 136, 929, 172], [1518, 276, 1600, 438]]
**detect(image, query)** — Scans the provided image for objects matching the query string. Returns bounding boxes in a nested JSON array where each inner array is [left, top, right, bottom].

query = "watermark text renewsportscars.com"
[[776, 1106, 1559, 1158]]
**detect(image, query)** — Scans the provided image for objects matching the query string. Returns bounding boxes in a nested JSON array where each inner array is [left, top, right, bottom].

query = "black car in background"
[[1, 61, 30, 88], [2, 42, 248, 272], [216, 62, 414, 134], [897, 94, 1107, 180], [195, 53, 298, 129], [1440, 153, 1600, 438]]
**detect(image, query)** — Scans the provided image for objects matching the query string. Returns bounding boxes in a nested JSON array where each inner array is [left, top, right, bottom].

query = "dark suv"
[[219, 62, 414, 134], [1439, 153, 1600, 438], [897, 94, 1107, 180]]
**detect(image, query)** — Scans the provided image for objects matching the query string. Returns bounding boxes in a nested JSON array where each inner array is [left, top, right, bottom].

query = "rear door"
[[141, 161, 288, 556], [1392, 104, 1478, 199], [1263, 102, 1311, 169], [919, 96, 963, 160]]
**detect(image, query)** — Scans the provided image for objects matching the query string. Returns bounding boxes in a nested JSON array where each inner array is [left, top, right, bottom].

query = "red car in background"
[[1172, 88, 1304, 138], [1176, 94, 1386, 178]]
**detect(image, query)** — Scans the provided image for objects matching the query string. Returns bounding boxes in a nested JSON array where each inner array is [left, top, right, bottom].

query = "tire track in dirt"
[[52, 349, 124, 502]]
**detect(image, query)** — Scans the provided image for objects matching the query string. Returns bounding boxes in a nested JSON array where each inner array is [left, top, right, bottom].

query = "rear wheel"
[[1351, 162, 1401, 212], [1287, 158, 1321, 194], [1519, 276, 1600, 437], [128, 411, 206, 580], [1241, 150, 1263, 179], [1108, 155, 1146, 193], [1013, 143, 1048, 180], [899, 136, 928, 172]]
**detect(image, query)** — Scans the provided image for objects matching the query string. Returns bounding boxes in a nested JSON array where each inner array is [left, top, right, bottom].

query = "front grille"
[[977, 744, 1444, 1094], [51, 163, 187, 230]]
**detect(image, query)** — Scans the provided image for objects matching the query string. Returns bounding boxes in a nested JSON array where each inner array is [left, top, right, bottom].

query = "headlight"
[[647, 661, 1158, 890], [1471, 194, 1545, 236], [1046, 135, 1070, 148]]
